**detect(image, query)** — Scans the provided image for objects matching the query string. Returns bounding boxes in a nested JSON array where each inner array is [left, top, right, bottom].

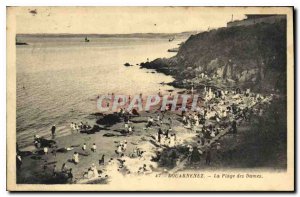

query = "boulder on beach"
[[90, 112, 104, 117], [18, 151, 33, 157], [132, 109, 140, 116], [30, 155, 42, 160], [80, 125, 101, 134], [96, 113, 122, 127], [103, 133, 117, 137], [37, 138, 57, 148], [78, 151, 90, 156], [124, 63, 133, 67], [56, 147, 70, 153], [130, 116, 147, 123]]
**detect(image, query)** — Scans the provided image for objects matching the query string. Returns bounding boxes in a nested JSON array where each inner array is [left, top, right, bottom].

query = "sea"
[[16, 35, 186, 149]]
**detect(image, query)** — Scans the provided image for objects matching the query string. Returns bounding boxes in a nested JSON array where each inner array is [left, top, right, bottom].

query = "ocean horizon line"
[[16, 31, 202, 38]]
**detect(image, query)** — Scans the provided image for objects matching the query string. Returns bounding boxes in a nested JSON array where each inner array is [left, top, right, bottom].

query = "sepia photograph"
[[6, 6, 294, 191]]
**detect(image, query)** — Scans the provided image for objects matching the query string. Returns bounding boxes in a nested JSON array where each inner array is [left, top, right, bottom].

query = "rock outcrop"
[[140, 19, 287, 93]]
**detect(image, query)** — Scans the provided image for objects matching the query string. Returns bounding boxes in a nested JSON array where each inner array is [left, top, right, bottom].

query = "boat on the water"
[[16, 38, 28, 45], [16, 42, 28, 45], [167, 47, 179, 52], [85, 36, 90, 42], [124, 62, 133, 67], [168, 37, 175, 42]]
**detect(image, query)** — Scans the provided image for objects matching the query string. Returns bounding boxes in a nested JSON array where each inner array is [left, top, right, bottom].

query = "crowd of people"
[[16, 85, 275, 184], [70, 122, 92, 133]]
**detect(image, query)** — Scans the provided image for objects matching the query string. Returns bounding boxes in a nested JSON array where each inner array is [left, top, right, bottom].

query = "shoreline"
[[17, 84, 285, 184], [16, 20, 288, 183]]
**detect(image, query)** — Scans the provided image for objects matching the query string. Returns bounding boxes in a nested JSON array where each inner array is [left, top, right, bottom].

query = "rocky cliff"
[[141, 19, 287, 93]]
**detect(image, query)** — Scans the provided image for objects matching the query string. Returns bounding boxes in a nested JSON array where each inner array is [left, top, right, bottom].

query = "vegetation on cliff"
[[141, 19, 287, 93], [140, 19, 288, 170]]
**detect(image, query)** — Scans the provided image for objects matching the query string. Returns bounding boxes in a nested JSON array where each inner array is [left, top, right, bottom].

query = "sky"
[[10, 7, 250, 34]]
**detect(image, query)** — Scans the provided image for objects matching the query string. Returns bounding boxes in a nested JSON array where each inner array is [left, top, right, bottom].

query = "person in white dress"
[[70, 122, 73, 129], [73, 152, 79, 164], [156, 114, 160, 122], [91, 163, 99, 178], [116, 145, 123, 155], [92, 143, 97, 152], [169, 134, 176, 147], [210, 130, 216, 138], [182, 115, 187, 124], [82, 143, 86, 151], [195, 118, 200, 127], [44, 147, 48, 155], [124, 122, 128, 129]]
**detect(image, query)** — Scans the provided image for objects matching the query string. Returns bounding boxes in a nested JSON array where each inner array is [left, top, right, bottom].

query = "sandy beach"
[[17, 85, 284, 184]]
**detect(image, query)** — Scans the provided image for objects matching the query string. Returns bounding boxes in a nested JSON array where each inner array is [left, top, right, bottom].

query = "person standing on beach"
[[91, 163, 99, 178], [205, 149, 211, 165], [231, 120, 237, 134], [74, 123, 79, 133], [70, 122, 75, 132], [157, 128, 163, 143], [168, 117, 172, 126], [82, 143, 86, 151], [16, 155, 22, 170], [53, 165, 57, 176], [52, 146, 57, 157], [92, 143, 97, 152], [61, 163, 68, 172], [123, 141, 127, 151], [73, 152, 79, 164], [44, 146, 48, 155], [165, 128, 169, 139], [51, 125, 56, 138], [67, 168, 73, 183]]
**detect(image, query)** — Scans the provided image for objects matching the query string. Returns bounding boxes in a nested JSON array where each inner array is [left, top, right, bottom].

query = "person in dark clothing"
[[181, 110, 186, 117], [99, 154, 105, 165], [204, 110, 207, 117], [232, 120, 237, 134], [53, 165, 57, 176], [61, 163, 67, 172], [168, 117, 172, 126], [43, 161, 47, 171], [16, 143, 20, 154], [67, 168, 73, 182], [190, 147, 201, 163], [165, 128, 169, 138], [205, 149, 211, 165], [51, 125, 56, 137], [158, 128, 163, 143], [52, 146, 57, 157], [16, 155, 22, 170]]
